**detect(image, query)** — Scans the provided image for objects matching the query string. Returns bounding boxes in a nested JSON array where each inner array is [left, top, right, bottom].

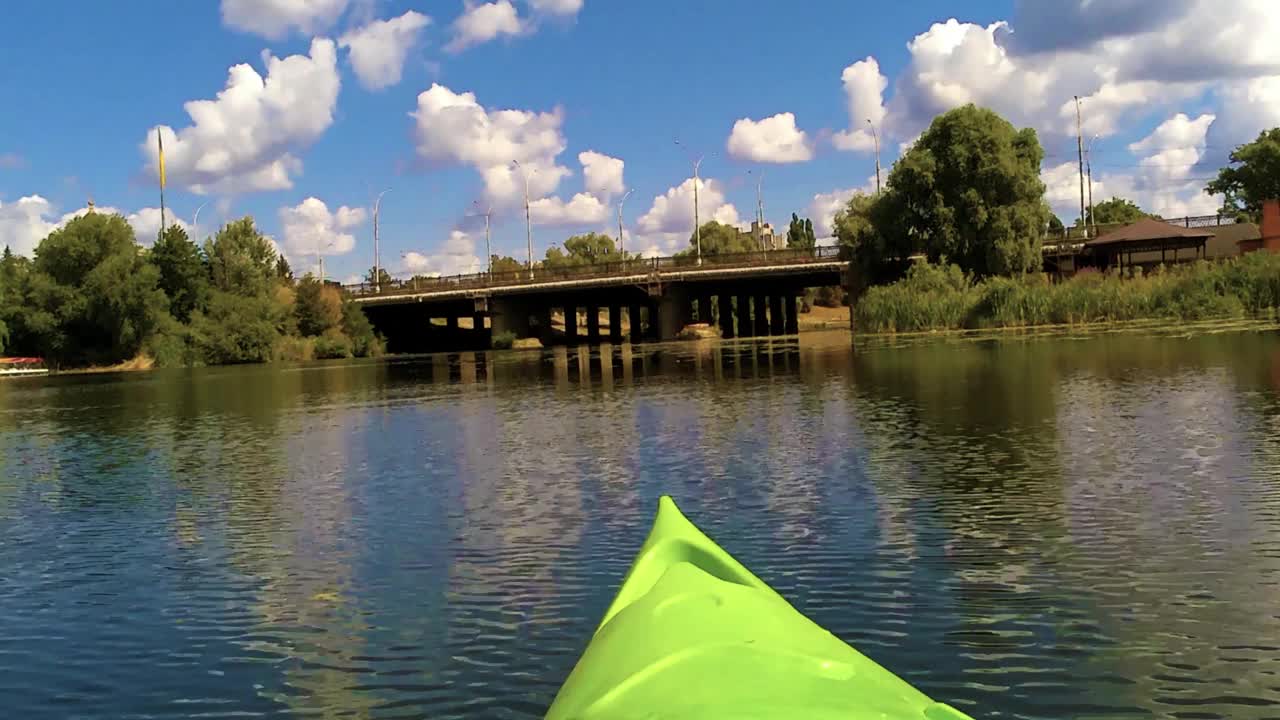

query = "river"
[[2, 327, 1279, 719]]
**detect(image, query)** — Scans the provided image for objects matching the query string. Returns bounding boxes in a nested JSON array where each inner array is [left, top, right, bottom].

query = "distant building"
[[737, 221, 785, 250], [1238, 199, 1280, 254], [1043, 214, 1263, 277]]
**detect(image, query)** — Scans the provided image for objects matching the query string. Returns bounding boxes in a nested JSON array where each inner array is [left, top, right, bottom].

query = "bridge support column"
[[736, 294, 752, 338], [586, 305, 601, 344], [629, 304, 643, 344], [609, 305, 623, 343], [753, 294, 768, 336], [564, 304, 578, 344], [658, 287, 692, 341], [785, 294, 799, 335], [473, 311, 487, 345], [697, 294, 713, 323], [718, 292, 735, 339], [447, 315, 459, 331], [491, 298, 532, 343], [769, 295, 784, 335]]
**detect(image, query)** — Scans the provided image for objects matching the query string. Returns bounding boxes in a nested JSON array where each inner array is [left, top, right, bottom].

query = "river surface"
[[2, 327, 1280, 719]]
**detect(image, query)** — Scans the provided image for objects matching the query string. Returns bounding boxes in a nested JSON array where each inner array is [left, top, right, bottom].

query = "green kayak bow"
[[545, 496, 975, 719]]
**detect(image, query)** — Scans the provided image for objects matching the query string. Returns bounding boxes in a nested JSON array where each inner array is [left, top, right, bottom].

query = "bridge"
[[345, 247, 850, 353]]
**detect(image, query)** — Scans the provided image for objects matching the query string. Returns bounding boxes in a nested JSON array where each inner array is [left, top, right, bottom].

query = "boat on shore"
[[0, 357, 49, 378], [546, 496, 975, 719]]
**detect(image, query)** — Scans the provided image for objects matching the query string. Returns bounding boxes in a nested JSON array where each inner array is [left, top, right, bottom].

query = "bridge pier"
[[753, 294, 768, 336], [697, 294, 713, 324], [629, 304, 643, 344], [658, 287, 692, 341], [587, 305, 601, 344], [785, 294, 799, 335], [564, 303, 578, 344], [736, 294, 752, 338], [491, 298, 532, 341], [609, 305, 623, 343], [769, 295, 784, 335], [718, 292, 735, 339], [447, 315, 459, 331]]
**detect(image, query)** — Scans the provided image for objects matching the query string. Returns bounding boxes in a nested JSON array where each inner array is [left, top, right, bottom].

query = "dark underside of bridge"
[[360, 268, 846, 354]]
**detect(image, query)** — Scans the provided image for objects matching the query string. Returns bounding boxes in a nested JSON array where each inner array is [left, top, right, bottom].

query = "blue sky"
[[1, 1, 1277, 282]]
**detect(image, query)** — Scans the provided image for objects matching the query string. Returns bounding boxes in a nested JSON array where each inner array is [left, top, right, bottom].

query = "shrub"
[[491, 330, 517, 349], [313, 329, 353, 359]]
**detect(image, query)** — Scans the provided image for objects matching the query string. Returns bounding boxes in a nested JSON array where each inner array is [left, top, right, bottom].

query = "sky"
[[2, 0, 1279, 284]]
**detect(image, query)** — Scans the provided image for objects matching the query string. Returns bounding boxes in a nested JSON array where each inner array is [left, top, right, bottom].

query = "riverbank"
[[854, 253, 1280, 334]]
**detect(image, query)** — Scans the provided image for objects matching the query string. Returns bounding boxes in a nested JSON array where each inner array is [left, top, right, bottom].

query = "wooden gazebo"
[[1083, 218, 1213, 272]]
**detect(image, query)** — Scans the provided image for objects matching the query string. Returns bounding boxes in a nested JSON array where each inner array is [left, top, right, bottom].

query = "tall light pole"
[[867, 119, 882, 195], [617, 188, 633, 257], [513, 160, 534, 279], [473, 201, 493, 276], [674, 139, 708, 265], [373, 188, 391, 293], [192, 201, 209, 233], [1074, 95, 1088, 238], [1086, 134, 1099, 238]]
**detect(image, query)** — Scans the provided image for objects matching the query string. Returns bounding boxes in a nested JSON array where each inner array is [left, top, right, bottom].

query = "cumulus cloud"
[[447, 0, 523, 52], [578, 151, 624, 198], [832, 58, 888, 152], [0, 197, 196, 256], [339, 10, 431, 90], [401, 230, 483, 277], [633, 177, 741, 254], [726, 113, 814, 163], [529, 0, 583, 16], [141, 39, 340, 195], [126, 207, 195, 246], [278, 197, 367, 262], [529, 193, 609, 226], [411, 83, 570, 205], [805, 179, 877, 239], [220, 0, 349, 39]]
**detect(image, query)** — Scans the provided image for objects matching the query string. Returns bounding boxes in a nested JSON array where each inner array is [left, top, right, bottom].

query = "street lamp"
[[748, 169, 765, 250], [472, 201, 493, 276], [617, 188, 633, 257], [374, 188, 391, 293], [866, 119, 881, 195], [1085, 134, 1099, 238], [192, 201, 209, 235], [513, 160, 534, 279], [674, 139, 708, 265]]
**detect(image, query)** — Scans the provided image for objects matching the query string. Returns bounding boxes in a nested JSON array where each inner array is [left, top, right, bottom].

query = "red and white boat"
[[0, 357, 49, 377]]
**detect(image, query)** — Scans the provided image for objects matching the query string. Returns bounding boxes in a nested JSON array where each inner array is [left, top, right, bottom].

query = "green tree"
[[204, 217, 279, 296], [149, 225, 209, 323], [27, 212, 168, 365], [294, 275, 344, 337], [544, 233, 626, 267], [786, 213, 817, 250], [1047, 214, 1065, 237], [365, 266, 392, 287], [490, 255, 524, 274], [275, 254, 294, 281], [686, 221, 754, 255], [1083, 197, 1148, 226], [341, 300, 382, 358], [883, 104, 1048, 277], [1205, 128, 1280, 219], [190, 290, 282, 365]]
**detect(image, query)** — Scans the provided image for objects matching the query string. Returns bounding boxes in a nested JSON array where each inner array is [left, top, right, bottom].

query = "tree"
[[294, 275, 344, 337], [365, 266, 393, 287], [149, 225, 209, 323], [1083, 197, 1148, 226], [26, 212, 168, 365], [544, 233, 626, 267], [685, 221, 755, 255], [341, 300, 382, 358], [1047, 214, 1065, 237], [190, 290, 282, 365], [882, 104, 1048, 277], [276, 255, 294, 281], [786, 213, 817, 250], [204, 217, 279, 296], [490, 255, 524, 274], [1206, 128, 1280, 219]]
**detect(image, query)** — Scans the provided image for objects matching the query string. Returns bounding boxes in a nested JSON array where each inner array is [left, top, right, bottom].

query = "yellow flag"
[[157, 131, 166, 189]]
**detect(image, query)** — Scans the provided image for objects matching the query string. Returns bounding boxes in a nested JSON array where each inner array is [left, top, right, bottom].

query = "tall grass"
[[854, 252, 1280, 333]]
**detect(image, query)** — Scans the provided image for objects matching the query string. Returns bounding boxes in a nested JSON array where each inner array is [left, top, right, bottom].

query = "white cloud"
[[636, 177, 741, 246], [529, 192, 608, 225], [726, 113, 814, 163], [141, 39, 340, 195], [529, 0, 583, 16], [126, 207, 195, 246], [832, 57, 888, 152], [220, 0, 349, 39], [0, 197, 197, 256], [339, 11, 431, 91], [806, 179, 876, 238], [410, 83, 570, 205], [401, 230, 483, 277], [578, 151, 624, 198], [278, 197, 367, 262], [447, 0, 523, 52]]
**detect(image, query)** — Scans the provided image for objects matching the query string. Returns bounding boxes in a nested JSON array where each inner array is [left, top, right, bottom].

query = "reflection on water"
[[1, 327, 1279, 719]]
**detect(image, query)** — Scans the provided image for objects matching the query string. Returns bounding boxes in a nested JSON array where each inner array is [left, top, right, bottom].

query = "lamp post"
[[866, 119, 881, 195], [1085, 134, 1099, 239], [617, 189, 633, 257], [674, 140, 708, 265], [512, 160, 534, 279], [373, 188, 391, 293], [192, 201, 209, 235], [473, 201, 493, 276]]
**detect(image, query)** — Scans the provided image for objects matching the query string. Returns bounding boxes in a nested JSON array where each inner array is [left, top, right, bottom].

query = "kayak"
[[545, 496, 975, 719]]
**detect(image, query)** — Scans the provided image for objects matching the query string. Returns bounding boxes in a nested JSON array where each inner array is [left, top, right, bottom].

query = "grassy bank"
[[854, 253, 1280, 333]]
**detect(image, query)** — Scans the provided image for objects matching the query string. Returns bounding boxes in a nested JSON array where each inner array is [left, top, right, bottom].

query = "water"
[[2, 328, 1279, 719]]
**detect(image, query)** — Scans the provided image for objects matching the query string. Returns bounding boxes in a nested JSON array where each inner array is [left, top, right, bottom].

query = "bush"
[[491, 330, 517, 349], [272, 335, 315, 362], [313, 329, 353, 359], [190, 291, 281, 364]]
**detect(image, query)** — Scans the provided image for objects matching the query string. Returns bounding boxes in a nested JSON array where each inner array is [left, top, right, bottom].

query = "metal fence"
[[344, 246, 844, 298], [1051, 214, 1243, 243]]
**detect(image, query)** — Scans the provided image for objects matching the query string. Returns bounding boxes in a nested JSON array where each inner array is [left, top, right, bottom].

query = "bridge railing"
[[344, 246, 843, 298]]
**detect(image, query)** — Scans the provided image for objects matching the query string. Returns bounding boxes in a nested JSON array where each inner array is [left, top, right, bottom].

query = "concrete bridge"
[[347, 247, 850, 353]]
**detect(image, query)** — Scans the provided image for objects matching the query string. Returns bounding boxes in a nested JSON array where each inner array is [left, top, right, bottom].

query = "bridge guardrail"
[[345, 246, 844, 298]]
